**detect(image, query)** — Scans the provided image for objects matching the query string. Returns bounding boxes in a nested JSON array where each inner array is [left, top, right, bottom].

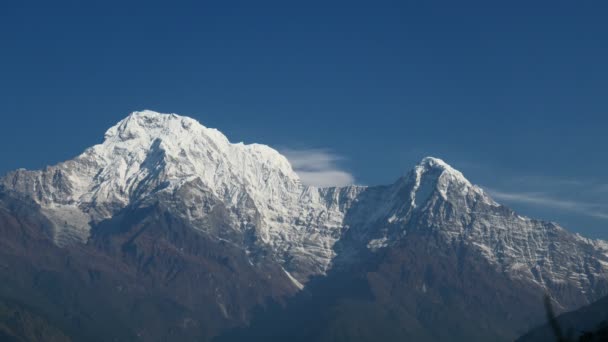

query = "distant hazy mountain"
[[1, 110, 606, 341]]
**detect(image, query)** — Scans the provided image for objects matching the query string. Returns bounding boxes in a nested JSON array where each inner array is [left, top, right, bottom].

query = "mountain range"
[[0, 110, 606, 341]]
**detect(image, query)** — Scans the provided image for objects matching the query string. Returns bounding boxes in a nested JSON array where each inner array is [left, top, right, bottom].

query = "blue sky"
[[1, 1, 608, 237]]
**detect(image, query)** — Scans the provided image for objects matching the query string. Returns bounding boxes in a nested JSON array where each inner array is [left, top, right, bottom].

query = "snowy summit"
[[2, 110, 608, 297]]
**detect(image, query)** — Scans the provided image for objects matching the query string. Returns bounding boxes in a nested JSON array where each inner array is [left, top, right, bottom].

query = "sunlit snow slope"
[[3, 110, 608, 306]]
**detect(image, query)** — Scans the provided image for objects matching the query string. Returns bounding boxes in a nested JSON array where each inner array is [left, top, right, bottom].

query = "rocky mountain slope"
[[1, 110, 607, 341], [1, 111, 364, 282]]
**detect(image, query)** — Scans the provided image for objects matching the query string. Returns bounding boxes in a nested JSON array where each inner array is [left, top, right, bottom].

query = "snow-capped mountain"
[[1, 111, 364, 281], [1, 110, 608, 341], [2, 110, 608, 313]]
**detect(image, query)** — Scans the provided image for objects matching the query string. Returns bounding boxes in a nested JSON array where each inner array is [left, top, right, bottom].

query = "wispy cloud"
[[505, 175, 589, 188], [280, 148, 355, 187], [486, 188, 608, 220]]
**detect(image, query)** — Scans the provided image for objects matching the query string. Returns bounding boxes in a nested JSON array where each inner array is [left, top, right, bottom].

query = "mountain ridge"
[[1, 110, 608, 341], [3, 110, 608, 293]]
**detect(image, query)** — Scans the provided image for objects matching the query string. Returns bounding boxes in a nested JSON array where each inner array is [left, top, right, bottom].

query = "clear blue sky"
[[1, 1, 607, 237]]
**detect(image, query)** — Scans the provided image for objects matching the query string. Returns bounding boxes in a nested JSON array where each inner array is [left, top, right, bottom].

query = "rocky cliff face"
[[1, 110, 607, 341]]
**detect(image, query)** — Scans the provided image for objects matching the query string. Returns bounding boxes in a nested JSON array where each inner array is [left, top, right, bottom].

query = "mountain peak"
[[406, 157, 482, 209], [98, 110, 298, 182], [416, 157, 466, 180], [418, 156, 450, 169], [103, 110, 228, 144], [414, 156, 471, 187], [97, 110, 300, 198]]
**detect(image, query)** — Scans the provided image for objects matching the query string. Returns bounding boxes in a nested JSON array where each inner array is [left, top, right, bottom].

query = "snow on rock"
[[2, 110, 608, 301], [1, 111, 362, 280]]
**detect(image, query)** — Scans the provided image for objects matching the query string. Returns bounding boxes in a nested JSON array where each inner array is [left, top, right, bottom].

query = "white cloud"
[[486, 189, 608, 220], [280, 148, 355, 187]]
